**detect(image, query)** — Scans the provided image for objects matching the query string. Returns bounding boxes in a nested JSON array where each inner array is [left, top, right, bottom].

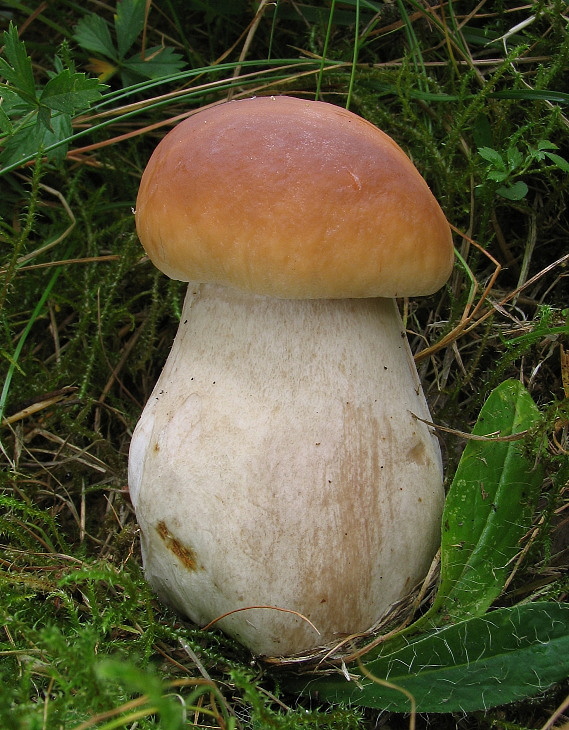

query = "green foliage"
[[426, 380, 544, 624], [478, 140, 569, 200], [0, 23, 105, 167], [73, 0, 186, 86], [0, 492, 67, 553], [487, 307, 569, 393], [295, 603, 569, 714]]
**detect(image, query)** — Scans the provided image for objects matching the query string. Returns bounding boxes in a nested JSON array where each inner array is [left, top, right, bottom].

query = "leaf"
[[297, 603, 569, 713], [487, 169, 510, 183], [40, 70, 104, 114], [0, 103, 14, 135], [0, 112, 72, 167], [544, 151, 569, 172], [506, 145, 523, 170], [536, 139, 558, 151], [497, 181, 528, 200], [37, 104, 53, 133], [86, 57, 118, 82], [121, 46, 186, 83], [477, 146, 505, 168], [73, 13, 117, 60], [0, 23, 37, 99], [115, 0, 146, 59], [426, 380, 542, 624]]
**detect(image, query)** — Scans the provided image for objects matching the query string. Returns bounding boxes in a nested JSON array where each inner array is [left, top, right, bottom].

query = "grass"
[[1, 1, 568, 728]]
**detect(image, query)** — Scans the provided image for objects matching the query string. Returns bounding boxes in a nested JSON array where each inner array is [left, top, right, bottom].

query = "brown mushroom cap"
[[135, 96, 454, 299]]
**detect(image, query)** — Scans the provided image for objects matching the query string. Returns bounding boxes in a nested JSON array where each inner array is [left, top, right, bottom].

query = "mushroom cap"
[[135, 96, 454, 299]]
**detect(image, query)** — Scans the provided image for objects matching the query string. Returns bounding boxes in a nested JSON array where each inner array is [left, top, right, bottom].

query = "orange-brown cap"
[[135, 96, 454, 299]]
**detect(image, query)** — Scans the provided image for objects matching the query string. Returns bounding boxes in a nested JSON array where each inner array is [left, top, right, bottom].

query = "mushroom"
[[129, 96, 454, 657]]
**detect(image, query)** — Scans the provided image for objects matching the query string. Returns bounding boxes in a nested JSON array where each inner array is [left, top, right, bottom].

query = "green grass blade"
[[0, 265, 63, 426]]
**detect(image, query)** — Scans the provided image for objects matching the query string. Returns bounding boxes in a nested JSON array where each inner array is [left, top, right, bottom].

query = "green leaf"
[[497, 181, 528, 200], [544, 151, 569, 172], [506, 146, 523, 170], [0, 87, 26, 117], [536, 139, 558, 151], [477, 146, 505, 168], [115, 0, 146, 59], [0, 23, 37, 99], [40, 70, 104, 114], [428, 380, 543, 624], [487, 169, 510, 183], [73, 13, 117, 60], [0, 112, 72, 167], [37, 104, 54, 132], [0, 103, 14, 135], [121, 46, 186, 83], [297, 603, 569, 713]]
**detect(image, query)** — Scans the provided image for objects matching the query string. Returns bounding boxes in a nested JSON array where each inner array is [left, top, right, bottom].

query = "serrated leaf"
[[0, 87, 25, 116], [428, 380, 542, 623], [115, 0, 146, 59], [0, 111, 72, 167], [478, 146, 505, 168], [0, 103, 14, 134], [297, 603, 569, 713], [121, 46, 186, 83], [40, 70, 104, 114], [37, 104, 53, 132], [73, 14, 117, 61], [497, 181, 528, 200], [44, 113, 73, 161], [537, 139, 558, 151], [0, 23, 37, 99], [544, 151, 569, 172], [0, 124, 41, 167]]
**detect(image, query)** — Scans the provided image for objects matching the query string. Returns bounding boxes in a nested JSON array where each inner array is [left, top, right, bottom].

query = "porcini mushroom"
[[129, 96, 454, 657]]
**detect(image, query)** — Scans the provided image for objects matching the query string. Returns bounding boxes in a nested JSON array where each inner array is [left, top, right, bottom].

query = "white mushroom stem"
[[128, 283, 444, 657]]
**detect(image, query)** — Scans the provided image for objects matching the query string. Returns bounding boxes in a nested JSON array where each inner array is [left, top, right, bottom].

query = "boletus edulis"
[[129, 96, 454, 658]]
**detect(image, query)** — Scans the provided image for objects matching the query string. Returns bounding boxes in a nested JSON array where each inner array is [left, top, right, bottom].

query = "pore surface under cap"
[[135, 95, 454, 299]]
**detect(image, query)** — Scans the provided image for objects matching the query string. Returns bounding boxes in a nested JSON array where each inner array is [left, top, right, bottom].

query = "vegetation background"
[[0, 1, 568, 728]]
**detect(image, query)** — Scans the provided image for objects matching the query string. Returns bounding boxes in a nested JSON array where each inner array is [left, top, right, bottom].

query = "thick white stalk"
[[129, 283, 444, 657]]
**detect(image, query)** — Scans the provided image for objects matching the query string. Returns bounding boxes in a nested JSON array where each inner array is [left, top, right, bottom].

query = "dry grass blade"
[[540, 694, 569, 730], [1, 387, 78, 427], [414, 227, 502, 362], [357, 659, 417, 730], [202, 606, 321, 637]]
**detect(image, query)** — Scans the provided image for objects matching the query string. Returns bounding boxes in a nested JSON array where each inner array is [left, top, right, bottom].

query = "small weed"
[[0, 25, 105, 168], [478, 140, 569, 200], [73, 0, 186, 86]]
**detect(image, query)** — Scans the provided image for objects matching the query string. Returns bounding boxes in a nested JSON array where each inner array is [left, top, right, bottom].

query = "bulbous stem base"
[[129, 284, 444, 657]]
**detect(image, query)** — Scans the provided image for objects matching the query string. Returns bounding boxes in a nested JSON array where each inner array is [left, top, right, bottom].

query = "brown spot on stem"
[[156, 520, 199, 570], [407, 440, 427, 465]]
